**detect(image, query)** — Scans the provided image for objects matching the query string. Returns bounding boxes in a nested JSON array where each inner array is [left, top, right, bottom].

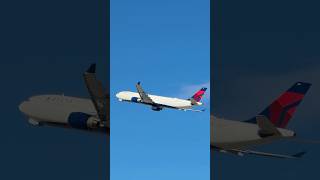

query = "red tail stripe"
[[270, 102, 282, 124], [277, 92, 304, 106], [280, 112, 293, 128]]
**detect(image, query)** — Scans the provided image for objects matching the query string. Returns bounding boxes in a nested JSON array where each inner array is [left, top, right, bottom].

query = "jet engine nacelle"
[[67, 112, 100, 129], [86, 116, 100, 128], [131, 97, 141, 103]]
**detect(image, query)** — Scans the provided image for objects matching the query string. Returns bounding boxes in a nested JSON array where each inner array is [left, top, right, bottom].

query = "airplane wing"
[[83, 64, 109, 133], [229, 149, 306, 159], [135, 82, 155, 104]]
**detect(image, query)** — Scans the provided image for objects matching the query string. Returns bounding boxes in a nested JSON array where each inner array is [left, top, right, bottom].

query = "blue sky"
[[110, 0, 210, 179]]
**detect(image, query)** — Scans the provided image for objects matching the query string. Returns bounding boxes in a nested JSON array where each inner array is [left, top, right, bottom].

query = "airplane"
[[211, 82, 312, 159], [116, 82, 207, 112], [19, 64, 109, 134]]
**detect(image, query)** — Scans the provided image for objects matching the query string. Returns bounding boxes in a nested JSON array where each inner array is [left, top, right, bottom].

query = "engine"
[[131, 97, 141, 103], [151, 106, 162, 111], [67, 112, 100, 129]]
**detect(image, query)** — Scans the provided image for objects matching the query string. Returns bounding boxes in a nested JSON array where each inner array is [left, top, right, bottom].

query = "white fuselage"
[[211, 116, 295, 149], [116, 91, 201, 109], [19, 95, 108, 133]]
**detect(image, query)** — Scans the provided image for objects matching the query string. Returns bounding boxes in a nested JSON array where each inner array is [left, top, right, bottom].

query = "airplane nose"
[[19, 101, 26, 113], [116, 92, 121, 99], [18, 101, 32, 116]]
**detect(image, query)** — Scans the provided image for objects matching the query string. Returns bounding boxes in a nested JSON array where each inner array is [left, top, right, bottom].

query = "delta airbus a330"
[[19, 64, 109, 134], [116, 82, 207, 112], [211, 82, 313, 159]]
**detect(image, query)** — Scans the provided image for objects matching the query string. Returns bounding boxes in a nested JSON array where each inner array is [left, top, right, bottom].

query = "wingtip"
[[86, 63, 96, 73], [292, 151, 307, 158]]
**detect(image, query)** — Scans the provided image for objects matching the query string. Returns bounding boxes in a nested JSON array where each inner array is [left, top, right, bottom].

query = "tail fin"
[[190, 87, 207, 102], [246, 82, 311, 128]]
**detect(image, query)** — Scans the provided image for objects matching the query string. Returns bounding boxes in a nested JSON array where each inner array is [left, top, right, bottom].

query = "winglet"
[[86, 63, 96, 74], [292, 151, 307, 158]]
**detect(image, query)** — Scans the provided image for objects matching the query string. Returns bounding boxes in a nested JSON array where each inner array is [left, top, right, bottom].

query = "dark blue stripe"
[[287, 82, 312, 94]]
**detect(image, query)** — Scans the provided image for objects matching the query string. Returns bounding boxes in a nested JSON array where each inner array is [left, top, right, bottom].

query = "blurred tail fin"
[[246, 82, 311, 128]]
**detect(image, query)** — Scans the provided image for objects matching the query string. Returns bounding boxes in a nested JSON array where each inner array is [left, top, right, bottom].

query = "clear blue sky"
[[110, 0, 210, 179]]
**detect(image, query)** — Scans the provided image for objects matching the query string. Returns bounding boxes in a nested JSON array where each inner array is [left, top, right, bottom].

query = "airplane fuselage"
[[19, 95, 108, 133], [211, 116, 295, 149], [116, 91, 202, 110]]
